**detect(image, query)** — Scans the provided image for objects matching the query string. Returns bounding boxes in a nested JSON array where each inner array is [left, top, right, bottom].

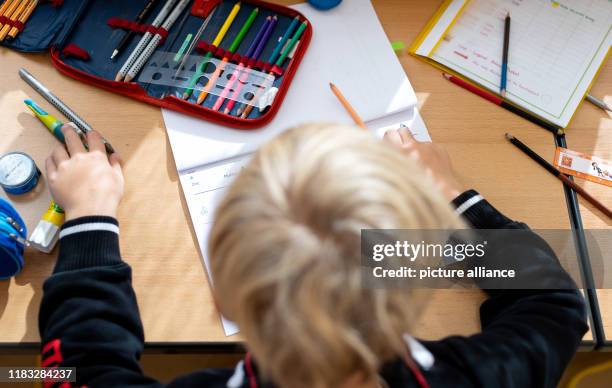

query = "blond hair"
[[209, 124, 462, 388]]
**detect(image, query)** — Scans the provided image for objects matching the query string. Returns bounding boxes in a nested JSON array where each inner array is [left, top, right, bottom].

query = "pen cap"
[[24, 99, 65, 142]]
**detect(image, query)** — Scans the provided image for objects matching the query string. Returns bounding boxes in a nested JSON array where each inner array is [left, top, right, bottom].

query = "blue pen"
[[500, 12, 510, 97], [268, 16, 300, 64]]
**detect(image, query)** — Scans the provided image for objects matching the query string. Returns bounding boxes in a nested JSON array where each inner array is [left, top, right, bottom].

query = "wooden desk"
[[0, 0, 601, 346], [564, 60, 612, 347]]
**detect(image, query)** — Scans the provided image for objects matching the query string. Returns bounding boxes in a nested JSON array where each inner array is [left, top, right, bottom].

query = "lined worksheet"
[[431, 0, 611, 127]]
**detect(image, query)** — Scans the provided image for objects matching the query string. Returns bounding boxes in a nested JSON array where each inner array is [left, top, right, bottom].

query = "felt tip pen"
[[24, 99, 65, 143]]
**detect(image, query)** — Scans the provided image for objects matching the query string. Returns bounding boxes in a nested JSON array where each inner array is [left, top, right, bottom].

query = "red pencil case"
[[1, 0, 312, 129]]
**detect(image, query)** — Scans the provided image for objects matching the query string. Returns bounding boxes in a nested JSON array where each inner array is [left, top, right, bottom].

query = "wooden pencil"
[[329, 82, 366, 129], [0, 0, 27, 40], [8, 0, 36, 39], [506, 133, 611, 219], [0, 0, 20, 30]]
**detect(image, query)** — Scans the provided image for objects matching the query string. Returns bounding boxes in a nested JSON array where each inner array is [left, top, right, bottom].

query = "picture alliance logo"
[[371, 240, 488, 262]]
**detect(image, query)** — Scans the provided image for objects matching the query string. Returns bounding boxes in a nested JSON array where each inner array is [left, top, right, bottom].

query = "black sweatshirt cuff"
[[54, 216, 122, 273], [452, 190, 515, 229]]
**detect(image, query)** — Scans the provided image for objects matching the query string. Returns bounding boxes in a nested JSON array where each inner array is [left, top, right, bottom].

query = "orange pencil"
[[0, 0, 19, 29], [8, 0, 36, 39], [0, 0, 27, 41], [329, 82, 366, 129]]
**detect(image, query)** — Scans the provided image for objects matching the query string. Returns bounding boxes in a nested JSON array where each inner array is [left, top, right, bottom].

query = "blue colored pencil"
[[500, 12, 510, 97]]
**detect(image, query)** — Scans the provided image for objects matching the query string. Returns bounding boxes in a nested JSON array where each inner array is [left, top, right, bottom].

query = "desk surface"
[[0, 0, 606, 346]]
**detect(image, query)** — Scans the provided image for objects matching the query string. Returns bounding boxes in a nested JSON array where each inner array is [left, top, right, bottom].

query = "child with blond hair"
[[39, 124, 586, 388]]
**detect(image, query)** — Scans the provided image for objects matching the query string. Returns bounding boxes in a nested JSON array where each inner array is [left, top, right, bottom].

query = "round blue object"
[[0, 152, 41, 195], [308, 0, 342, 10], [0, 198, 27, 279]]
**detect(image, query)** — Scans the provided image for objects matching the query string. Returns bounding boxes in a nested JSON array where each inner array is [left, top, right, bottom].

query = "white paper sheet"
[[428, 0, 612, 127], [165, 0, 420, 171], [179, 113, 429, 336], [165, 0, 430, 336]]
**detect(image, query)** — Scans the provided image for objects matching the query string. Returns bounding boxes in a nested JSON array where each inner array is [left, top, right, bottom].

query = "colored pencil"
[[115, 0, 178, 82], [443, 73, 563, 135], [239, 20, 307, 118], [196, 6, 259, 105], [174, 6, 217, 78], [505, 133, 611, 219], [329, 82, 366, 129], [0, 0, 17, 29], [182, 2, 241, 100], [213, 16, 271, 111], [223, 15, 277, 114], [124, 0, 191, 82], [0, 0, 27, 40], [500, 12, 510, 97], [7, 0, 36, 39], [234, 15, 299, 116], [111, 0, 159, 60]]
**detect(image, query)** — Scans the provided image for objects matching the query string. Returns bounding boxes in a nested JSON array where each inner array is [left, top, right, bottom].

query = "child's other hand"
[[383, 127, 465, 201], [46, 125, 124, 221]]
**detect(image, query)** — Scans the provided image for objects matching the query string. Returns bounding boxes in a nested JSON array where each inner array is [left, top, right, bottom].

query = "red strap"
[[107, 18, 169, 44], [0, 17, 25, 31], [196, 41, 212, 53], [191, 0, 222, 18], [270, 64, 284, 76], [44, 0, 64, 6], [62, 44, 90, 61], [215, 46, 226, 58], [13, 21, 25, 32]]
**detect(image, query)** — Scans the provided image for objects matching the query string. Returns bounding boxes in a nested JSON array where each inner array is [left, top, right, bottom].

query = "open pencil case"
[[1, 0, 312, 129]]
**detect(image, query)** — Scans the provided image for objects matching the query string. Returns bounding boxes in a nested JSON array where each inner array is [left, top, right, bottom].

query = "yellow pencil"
[[0, 0, 27, 41], [329, 82, 367, 129], [182, 2, 241, 100], [0, 0, 16, 22], [8, 0, 36, 39]]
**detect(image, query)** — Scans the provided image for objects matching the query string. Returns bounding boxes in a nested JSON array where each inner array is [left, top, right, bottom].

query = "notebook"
[[163, 0, 429, 335], [410, 0, 612, 128]]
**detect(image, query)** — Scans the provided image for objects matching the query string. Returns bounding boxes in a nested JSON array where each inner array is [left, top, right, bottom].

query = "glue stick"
[[29, 201, 65, 254]]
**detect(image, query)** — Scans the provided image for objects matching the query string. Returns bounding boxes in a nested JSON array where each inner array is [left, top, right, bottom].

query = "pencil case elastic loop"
[[62, 44, 90, 61], [44, 0, 64, 7], [0, 17, 25, 31], [107, 18, 169, 44]]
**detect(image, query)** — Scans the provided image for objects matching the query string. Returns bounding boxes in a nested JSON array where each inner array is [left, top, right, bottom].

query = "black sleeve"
[[424, 190, 588, 388], [39, 216, 162, 387]]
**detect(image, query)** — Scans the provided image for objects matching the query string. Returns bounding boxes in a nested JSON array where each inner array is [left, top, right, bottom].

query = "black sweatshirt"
[[39, 190, 588, 388]]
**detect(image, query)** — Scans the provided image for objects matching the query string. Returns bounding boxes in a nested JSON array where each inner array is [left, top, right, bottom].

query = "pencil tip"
[[505, 133, 514, 140], [500, 90, 506, 98], [329, 82, 335, 89], [223, 108, 230, 114], [442, 73, 451, 79], [506, 11, 510, 17]]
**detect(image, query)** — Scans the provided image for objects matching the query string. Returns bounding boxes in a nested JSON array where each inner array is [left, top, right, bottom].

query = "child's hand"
[[383, 127, 465, 201], [45, 125, 124, 221]]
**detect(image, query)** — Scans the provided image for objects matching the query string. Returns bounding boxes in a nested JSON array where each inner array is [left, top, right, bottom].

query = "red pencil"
[[443, 73, 563, 136]]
